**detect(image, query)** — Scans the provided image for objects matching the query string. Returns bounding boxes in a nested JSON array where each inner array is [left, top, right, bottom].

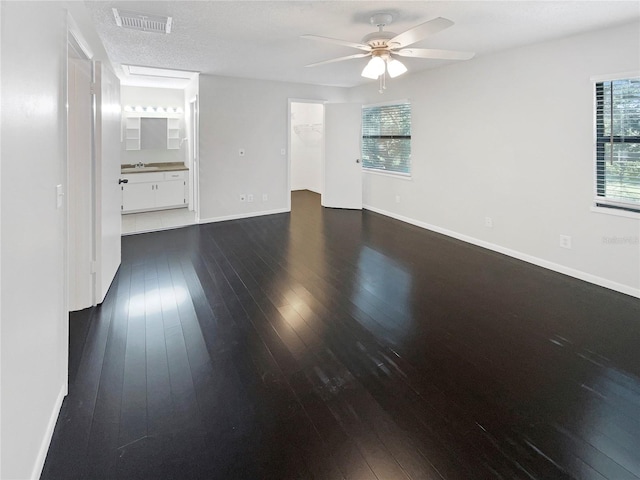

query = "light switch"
[[56, 184, 64, 209]]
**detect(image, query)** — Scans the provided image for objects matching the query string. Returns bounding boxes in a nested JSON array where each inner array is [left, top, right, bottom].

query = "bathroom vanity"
[[120, 163, 188, 213]]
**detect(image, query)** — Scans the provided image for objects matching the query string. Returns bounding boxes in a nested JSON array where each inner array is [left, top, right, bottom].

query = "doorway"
[[120, 79, 200, 235], [289, 100, 324, 204]]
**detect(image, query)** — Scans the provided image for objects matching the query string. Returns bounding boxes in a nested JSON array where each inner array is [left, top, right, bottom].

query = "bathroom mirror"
[[140, 117, 167, 150]]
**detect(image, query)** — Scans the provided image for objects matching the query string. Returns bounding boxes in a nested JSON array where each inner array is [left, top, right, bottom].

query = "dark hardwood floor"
[[42, 190, 640, 479]]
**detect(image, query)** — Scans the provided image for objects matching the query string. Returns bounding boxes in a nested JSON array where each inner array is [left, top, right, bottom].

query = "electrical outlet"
[[395, 195, 401, 203], [484, 217, 493, 228], [560, 234, 572, 249], [239, 148, 245, 157], [239, 194, 246, 202], [247, 194, 254, 203], [262, 193, 268, 202]]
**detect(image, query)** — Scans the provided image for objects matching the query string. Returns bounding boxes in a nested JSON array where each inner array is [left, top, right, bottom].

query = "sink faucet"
[[135, 162, 145, 168]]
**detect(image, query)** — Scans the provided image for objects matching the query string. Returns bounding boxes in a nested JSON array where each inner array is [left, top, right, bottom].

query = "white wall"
[[120, 85, 186, 165], [198, 75, 347, 222], [1, 3, 68, 478], [348, 22, 640, 297], [290, 102, 324, 193], [1, 2, 121, 477]]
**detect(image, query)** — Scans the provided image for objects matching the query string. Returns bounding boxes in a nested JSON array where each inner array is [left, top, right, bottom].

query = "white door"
[[322, 103, 362, 209], [94, 61, 122, 304]]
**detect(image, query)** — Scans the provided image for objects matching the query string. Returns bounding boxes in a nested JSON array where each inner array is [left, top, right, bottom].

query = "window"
[[362, 102, 411, 175], [595, 77, 640, 213]]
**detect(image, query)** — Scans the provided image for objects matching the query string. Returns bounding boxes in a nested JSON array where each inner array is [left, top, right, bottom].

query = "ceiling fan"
[[303, 13, 475, 82]]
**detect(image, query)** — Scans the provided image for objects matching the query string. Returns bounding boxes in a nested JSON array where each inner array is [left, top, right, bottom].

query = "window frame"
[[361, 99, 412, 178], [592, 72, 640, 216]]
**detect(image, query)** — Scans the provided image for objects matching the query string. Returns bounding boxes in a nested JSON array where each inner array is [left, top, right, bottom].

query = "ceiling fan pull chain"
[[378, 71, 387, 94]]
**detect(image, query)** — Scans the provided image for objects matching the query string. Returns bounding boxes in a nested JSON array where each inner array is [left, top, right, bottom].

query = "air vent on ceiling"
[[112, 8, 172, 34]]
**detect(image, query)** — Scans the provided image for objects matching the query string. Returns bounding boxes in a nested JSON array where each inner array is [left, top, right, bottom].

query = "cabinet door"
[[122, 183, 155, 212], [155, 180, 185, 209]]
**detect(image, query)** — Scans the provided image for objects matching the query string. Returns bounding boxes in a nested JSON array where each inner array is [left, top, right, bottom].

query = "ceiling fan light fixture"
[[361, 55, 386, 79], [386, 58, 407, 78]]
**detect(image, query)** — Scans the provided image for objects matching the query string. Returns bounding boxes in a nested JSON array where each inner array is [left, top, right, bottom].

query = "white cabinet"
[[121, 171, 187, 213], [156, 180, 185, 208], [122, 182, 154, 211]]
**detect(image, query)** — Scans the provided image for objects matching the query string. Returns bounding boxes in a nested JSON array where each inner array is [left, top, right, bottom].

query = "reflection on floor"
[[121, 208, 196, 235]]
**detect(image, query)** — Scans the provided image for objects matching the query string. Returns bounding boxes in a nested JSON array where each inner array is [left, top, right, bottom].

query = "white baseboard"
[[31, 383, 66, 479], [198, 207, 289, 225], [364, 204, 640, 299]]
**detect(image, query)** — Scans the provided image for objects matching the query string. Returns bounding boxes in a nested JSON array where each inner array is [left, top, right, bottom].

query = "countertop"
[[121, 162, 188, 174]]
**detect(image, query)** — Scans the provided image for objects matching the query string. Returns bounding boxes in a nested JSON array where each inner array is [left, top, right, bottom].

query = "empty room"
[[1, 1, 639, 479]]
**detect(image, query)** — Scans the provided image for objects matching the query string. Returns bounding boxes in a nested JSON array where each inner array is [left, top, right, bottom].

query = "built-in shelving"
[[125, 117, 141, 151], [167, 118, 180, 150]]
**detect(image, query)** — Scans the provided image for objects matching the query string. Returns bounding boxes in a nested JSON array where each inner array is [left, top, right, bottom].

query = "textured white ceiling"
[[85, 1, 640, 88]]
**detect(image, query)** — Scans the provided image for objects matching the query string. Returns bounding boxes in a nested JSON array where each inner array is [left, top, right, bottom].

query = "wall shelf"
[[167, 118, 180, 150], [125, 117, 141, 151]]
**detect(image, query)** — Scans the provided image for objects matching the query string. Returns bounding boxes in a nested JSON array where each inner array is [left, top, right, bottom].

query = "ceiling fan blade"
[[395, 48, 475, 61], [301, 34, 371, 52], [388, 17, 454, 49], [305, 53, 370, 68]]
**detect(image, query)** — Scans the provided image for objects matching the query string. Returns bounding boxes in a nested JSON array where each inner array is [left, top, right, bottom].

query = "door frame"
[[67, 19, 95, 297], [188, 94, 200, 219], [287, 98, 326, 211], [65, 12, 95, 394]]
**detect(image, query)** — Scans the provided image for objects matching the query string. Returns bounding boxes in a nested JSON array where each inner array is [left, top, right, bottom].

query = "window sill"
[[363, 169, 413, 181], [591, 205, 640, 219]]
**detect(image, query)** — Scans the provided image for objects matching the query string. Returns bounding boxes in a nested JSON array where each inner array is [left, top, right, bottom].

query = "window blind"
[[595, 78, 640, 212], [362, 103, 411, 174]]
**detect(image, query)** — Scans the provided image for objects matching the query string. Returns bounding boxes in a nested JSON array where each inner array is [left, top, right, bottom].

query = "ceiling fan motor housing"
[[361, 30, 398, 49], [363, 14, 399, 50]]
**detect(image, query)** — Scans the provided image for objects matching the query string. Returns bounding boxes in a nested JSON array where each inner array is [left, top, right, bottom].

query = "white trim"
[[591, 205, 640, 219], [198, 207, 289, 225], [363, 168, 412, 180], [67, 13, 93, 60], [591, 202, 640, 218], [590, 71, 640, 83], [364, 204, 640, 299], [592, 81, 598, 202], [362, 98, 410, 108], [31, 384, 66, 480], [0, 6, 3, 472]]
